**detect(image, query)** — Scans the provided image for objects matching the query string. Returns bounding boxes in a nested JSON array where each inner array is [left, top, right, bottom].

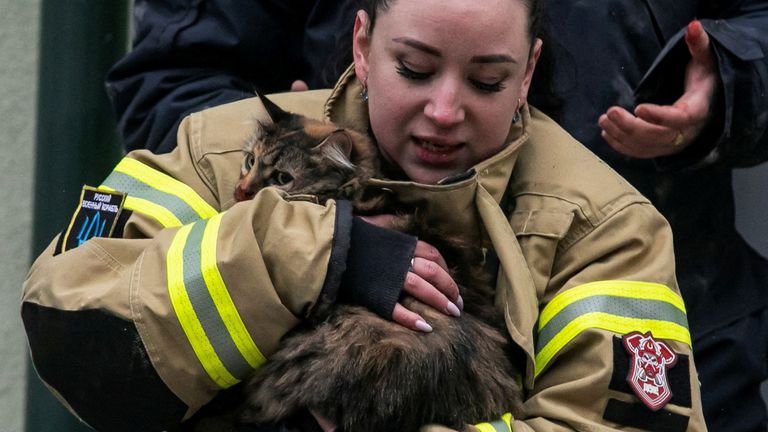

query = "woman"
[[22, 0, 706, 430]]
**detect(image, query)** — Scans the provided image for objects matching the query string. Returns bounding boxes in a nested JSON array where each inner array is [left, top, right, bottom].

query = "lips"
[[413, 136, 464, 165], [416, 137, 459, 153]]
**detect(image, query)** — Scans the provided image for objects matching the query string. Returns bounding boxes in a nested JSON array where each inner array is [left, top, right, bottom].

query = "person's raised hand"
[[359, 214, 464, 333], [598, 20, 718, 158]]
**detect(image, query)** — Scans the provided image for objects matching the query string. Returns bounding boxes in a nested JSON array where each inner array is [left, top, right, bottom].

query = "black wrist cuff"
[[339, 217, 417, 319]]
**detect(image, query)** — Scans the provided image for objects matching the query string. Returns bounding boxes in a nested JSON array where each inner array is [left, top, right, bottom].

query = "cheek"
[[368, 101, 404, 160], [473, 104, 516, 157], [368, 83, 420, 152]]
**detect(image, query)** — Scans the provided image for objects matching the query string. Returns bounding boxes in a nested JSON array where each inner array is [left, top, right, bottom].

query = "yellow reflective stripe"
[[502, 412, 513, 429], [200, 213, 266, 369], [539, 280, 686, 328], [474, 413, 513, 432], [535, 312, 691, 377], [114, 158, 217, 219], [99, 185, 182, 227], [167, 224, 239, 388]]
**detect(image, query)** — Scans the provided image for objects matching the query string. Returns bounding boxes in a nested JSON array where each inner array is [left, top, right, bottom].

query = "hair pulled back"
[[357, 0, 545, 45]]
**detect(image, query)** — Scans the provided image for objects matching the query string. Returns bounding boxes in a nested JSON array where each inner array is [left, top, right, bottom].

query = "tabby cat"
[[232, 95, 523, 432]]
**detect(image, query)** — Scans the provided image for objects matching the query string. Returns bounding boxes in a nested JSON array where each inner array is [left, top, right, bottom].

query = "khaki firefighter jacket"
[[22, 68, 706, 431]]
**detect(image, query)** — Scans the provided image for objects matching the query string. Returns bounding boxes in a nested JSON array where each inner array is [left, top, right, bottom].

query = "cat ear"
[[317, 130, 353, 158], [259, 93, 289, 124], [317, 130, 355, 170]]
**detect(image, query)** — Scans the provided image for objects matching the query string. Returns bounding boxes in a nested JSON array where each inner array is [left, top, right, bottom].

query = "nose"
[[234, 177, 258, 201], [424, 78, 465, 127]]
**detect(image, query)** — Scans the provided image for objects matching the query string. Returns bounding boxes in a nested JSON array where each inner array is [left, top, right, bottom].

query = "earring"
[[361, 78, 369, 102], [512, 98, 521, 124]]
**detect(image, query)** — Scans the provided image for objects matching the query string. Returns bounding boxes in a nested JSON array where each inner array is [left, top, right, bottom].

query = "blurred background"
[[0, 0, 765, 430]]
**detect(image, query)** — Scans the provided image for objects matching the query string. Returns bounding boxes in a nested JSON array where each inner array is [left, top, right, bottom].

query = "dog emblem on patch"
[[623, 332, 678, 410]]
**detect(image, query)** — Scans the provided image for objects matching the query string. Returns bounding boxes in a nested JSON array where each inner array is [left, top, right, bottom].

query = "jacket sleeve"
[[21, 128, 353, 430], [635, 0, 768, 170], [511, 200, 706, 431], [415, 200, 705, 431], [105, 0, 355, 154]]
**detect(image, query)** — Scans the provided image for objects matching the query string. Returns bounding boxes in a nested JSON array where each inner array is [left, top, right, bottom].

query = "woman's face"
[[353, 0, 541, 184]]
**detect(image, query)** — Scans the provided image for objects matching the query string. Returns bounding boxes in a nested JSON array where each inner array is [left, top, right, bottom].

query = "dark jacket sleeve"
[[634, 1, 768, 170], [105, 0, 355, 154]]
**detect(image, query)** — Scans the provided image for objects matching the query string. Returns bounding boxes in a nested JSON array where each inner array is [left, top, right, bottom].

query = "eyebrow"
[[392, 37, 517, 64], [470, 54, 517, 64]]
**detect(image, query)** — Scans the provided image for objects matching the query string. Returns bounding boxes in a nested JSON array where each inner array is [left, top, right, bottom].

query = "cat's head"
[[235, 95, 371, 202]]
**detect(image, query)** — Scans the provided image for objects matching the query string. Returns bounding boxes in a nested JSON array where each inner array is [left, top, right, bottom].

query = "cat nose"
[[234, 182, 256, 201]]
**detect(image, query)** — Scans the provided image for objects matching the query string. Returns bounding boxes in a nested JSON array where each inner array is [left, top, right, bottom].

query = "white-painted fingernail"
[[446, 302, 461, 317], [456, 295, 464, 310], [415, 320, 433, 332]]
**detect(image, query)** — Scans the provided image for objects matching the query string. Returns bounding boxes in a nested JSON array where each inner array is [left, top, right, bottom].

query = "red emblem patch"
[[623, 332, 678, 410]]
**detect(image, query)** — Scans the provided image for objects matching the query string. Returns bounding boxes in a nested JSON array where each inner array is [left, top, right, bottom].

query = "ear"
[[259, 93, 289, 124], [518, 38, 543, 105], [317, 131, 355, 170], [316, 130, 353, 156], [352, 10, 371, 85]]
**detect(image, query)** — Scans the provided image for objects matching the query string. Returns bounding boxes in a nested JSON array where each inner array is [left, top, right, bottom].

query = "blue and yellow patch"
[[60, 186, 126, 253]]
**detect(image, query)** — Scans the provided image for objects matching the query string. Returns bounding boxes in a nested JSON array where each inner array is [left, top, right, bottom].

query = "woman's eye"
[[470, 79, 506, 93], [396, 60, 431, 81], [272, 171, 294, 186]]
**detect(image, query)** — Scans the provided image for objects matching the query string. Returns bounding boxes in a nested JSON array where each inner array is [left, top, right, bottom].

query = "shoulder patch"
[[60, 186, 126, 253], [610, 336, 691, 409], [623, 332, 678, 410]]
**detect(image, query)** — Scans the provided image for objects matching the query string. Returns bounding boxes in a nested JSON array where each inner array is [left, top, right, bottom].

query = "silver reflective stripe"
[[182, 220, 253, 380], [536, 295, 689, 353], [487, 418, 512, 432], [102, 171, 202, 225]]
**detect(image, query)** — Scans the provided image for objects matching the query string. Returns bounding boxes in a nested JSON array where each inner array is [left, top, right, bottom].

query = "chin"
[[407, 168, 458, 185]]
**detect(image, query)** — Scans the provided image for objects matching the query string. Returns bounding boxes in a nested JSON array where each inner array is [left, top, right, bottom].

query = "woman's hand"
[[393, 239, 464, 332], [360, 215, 464, 332], [598, 20, 718, 158]]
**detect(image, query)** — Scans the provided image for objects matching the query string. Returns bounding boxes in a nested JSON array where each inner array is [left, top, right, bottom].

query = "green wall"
[[0, 0, 41, 430]]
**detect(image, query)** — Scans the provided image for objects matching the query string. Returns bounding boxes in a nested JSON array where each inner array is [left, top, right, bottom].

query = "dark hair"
[[359, 0, 544, 45]]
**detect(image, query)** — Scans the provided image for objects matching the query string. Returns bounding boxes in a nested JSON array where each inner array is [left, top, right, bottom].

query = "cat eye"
[[271, 171, 294, 186], [244, 153, 255, 170]]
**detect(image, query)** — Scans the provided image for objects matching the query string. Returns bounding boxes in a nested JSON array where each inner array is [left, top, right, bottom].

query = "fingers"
[[685, 20, 711, 63], [392, 303, 434, 332], [403, 263, 461, 315], [413, 240, 448, 272], [359, 213, 398, 228], [412, 240, 461, 304], [393, 240, 463, 332], [634, 103, 690, 128], [599, 107, 684, 158]]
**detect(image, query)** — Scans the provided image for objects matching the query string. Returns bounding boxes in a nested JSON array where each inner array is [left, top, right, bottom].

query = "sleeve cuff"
[[339, 216, 418, 319]]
